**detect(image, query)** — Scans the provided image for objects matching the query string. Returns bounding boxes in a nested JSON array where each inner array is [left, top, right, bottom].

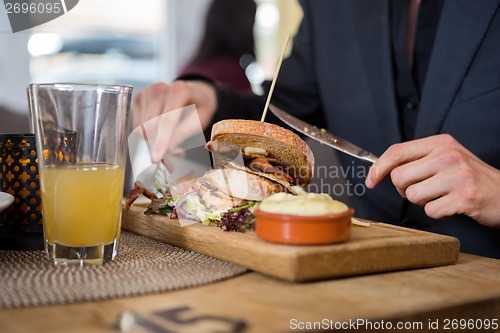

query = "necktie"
[[406, 0, 421, 66]]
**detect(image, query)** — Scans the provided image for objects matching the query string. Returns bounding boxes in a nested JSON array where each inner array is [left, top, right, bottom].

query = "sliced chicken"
[[203, 168, 285, 201]]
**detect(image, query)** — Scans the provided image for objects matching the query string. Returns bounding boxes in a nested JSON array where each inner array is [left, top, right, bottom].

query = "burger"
[[127, 119, 314, 231], [179, 119, 315, 228]]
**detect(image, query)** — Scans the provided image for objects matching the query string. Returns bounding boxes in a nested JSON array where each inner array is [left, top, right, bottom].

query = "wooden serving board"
[[122, 204, 460, 282]]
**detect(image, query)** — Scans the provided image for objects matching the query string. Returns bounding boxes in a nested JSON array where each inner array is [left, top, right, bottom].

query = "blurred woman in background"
[[179, 0, 257, 92]]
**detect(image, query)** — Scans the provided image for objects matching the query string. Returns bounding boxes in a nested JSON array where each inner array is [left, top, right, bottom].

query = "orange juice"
[[40, 164, 124, 247]]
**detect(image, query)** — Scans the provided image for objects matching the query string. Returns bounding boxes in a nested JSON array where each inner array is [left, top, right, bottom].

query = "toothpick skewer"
[[260, 35, 291, 122]]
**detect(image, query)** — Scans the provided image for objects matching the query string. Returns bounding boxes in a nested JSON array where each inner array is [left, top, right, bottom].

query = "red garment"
[[180, 56, 251, 91]]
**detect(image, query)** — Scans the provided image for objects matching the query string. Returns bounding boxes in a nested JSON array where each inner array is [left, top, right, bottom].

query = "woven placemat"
[[0, 231, 247, 309]]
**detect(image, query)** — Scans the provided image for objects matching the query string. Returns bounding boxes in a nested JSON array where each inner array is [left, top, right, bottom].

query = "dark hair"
[[189, 0, 257, 66]]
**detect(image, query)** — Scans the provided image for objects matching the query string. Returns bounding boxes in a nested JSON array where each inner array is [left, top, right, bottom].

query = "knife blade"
[[269, 105, 378, 164]]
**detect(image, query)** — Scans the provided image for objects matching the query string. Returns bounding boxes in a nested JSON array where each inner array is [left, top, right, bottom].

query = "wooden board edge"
[[290, 235, 460, 282], [122, 207, 461, 283]]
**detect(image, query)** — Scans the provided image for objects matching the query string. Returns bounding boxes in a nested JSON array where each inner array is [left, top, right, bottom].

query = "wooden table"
[[0, 252, 499, 333]]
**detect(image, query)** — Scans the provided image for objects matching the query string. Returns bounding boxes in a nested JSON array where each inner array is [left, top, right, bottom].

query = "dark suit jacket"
[[213, 0, 500, 258], [273, 0, 500, 258]]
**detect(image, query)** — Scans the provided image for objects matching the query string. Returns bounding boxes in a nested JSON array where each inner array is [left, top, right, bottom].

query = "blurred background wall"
[[0, 8, 31, 132], [0, 0, 303, 118], [0, 0, 303, 130]]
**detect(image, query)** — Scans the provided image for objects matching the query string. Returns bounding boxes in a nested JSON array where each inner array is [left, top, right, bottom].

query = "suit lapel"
[[415, 0, 500, 137]]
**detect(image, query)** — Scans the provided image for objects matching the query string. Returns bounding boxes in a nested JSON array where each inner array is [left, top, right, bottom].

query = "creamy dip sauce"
[[258, 192, 348, 215]]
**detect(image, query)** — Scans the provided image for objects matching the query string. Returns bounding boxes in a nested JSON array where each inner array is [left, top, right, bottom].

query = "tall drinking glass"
[[28, 83, 132, 265]]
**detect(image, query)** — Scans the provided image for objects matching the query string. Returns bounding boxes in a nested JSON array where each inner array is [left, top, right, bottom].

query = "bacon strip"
[[248, 157, 294, 183], [124, 182, 158, 211]]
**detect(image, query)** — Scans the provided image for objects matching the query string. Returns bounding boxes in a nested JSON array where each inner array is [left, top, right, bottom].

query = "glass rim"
[[28, 83, 133, 94]]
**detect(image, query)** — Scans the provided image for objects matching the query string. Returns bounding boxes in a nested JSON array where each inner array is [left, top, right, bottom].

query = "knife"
[[269, 105, 378, 164]]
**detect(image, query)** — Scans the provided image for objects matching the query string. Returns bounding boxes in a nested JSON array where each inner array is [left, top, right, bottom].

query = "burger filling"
[[125, 146, 300, 232]]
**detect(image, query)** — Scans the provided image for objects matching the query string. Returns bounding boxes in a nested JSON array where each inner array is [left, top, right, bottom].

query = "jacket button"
[[405, 99, 418, 112]]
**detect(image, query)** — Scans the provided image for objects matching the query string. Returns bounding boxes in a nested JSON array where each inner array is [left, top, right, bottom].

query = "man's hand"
[[366, 134, 500, 228], [133, 80, 217, 163]]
